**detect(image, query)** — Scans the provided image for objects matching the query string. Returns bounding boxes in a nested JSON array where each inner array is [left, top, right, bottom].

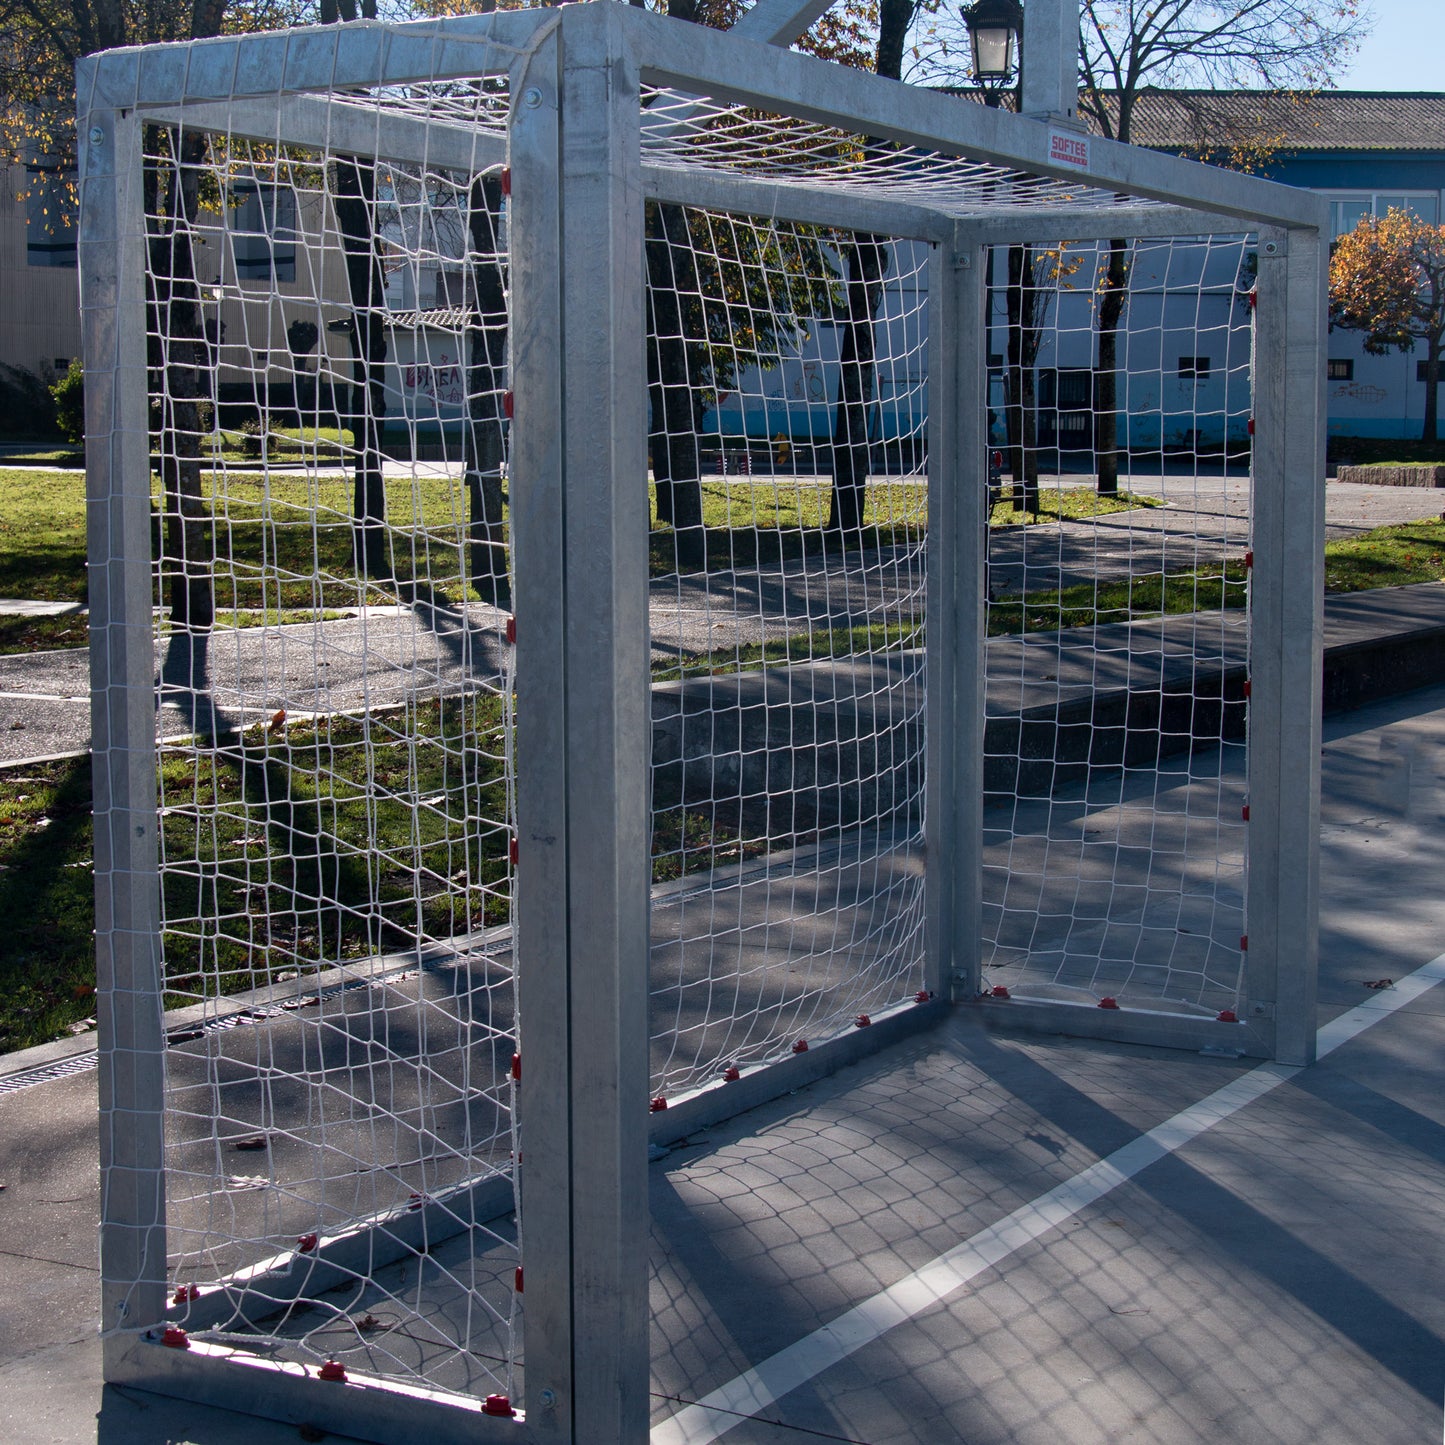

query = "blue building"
[[711, 91, 1445, 451]]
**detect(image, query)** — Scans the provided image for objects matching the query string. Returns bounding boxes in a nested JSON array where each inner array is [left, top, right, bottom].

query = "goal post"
[[79, 5, 1328, 1439]]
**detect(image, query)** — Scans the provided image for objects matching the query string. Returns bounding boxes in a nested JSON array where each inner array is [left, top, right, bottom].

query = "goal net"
[[980, 232, 1256, 1019]]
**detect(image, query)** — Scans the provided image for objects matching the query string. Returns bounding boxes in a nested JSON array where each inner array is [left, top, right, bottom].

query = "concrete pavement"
[[1, 683, 1443, 1443]]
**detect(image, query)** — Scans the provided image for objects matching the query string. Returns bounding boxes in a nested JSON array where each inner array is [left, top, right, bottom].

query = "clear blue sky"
[[1338, 0, 1445, 90]]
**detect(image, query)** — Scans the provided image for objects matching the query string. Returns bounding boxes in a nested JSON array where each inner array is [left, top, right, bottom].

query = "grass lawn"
[[0, 717, 763, 1052]]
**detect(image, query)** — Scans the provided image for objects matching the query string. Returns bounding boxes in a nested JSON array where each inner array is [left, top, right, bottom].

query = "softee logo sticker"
[[1049, 131, 1091, 170]]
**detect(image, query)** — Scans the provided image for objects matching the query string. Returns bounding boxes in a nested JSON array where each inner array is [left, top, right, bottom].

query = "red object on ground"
[[514, 1266, 524, 1293], [296, 1233, 319, 1254], [1216, 1009, 1240, 1023], [1098, 996, 1120, 1010], [990, 985, 1011, 999], [650, 1096, 668, 1112], [915, 990, 932, 1003], [483, 1395, 517, 1417], [161, 1326, 190, 1349], [792, 1038, 809, 1053], [318, 1360, 347, 1382], [854, 1014, 871, 1028], [510, 1052, 521, 1082], [722, 1065, 740, 1082]]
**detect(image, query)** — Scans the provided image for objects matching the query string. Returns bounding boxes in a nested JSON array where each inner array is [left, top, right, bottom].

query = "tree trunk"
[[1425, 340, 1441, 444], [465, 172, 508, 604], [645, 201, 705, 571], [1094, 238, 1129, 496], [1004, 243, 1041, 515], [827, 235, 887, 538], [150, 126, 213, 631], [334, 155, 389, 580]]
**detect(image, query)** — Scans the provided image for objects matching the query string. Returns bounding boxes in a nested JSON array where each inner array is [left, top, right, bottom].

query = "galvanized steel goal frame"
[[79, 4, 1326, 1441]]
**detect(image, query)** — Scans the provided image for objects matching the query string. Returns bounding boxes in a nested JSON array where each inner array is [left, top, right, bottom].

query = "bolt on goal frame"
[[80, 3, 1327, 1441]]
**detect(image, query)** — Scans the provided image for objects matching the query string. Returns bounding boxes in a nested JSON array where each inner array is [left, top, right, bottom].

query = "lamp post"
[[962, 0, 1023, 107]]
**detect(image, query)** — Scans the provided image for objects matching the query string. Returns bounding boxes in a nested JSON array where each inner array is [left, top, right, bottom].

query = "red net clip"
[[172, 1284, 199, 1305], [854, 1013, 872, 1028], [296, 1233, 319, 1254], [914, 990, 932, 1004], [1098, 996, 1120, 1010], [1247, 417, 1255, 436], [509, 835, 520, 866], [650, 1096, 668, 1112], [160, 1326, 190, 1349], [1242, 679, 1252, 699], [510, 1052, 521, 1082], [503, 391, 514, 420], [1242, 804, 1250, 822], [1240, 934, 1249, 952], [722, 1065, 740, 1082], [514, 1266, 524, 1294], [318, 1360, 347, 1382], [500, 166, 511, 197], [792, 1038, 809, 1053], [483, 1395, 517, 1418], [1243, 549, 1254, 569], [408, 1192, 426, 1212], [1216, 1008, 1240, 1023], [990, 985, 1011, 999]]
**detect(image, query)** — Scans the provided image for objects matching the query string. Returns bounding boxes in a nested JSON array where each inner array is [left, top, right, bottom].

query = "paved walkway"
[[1, 682, 1442, 1442], [3, 476, 1445, 766]]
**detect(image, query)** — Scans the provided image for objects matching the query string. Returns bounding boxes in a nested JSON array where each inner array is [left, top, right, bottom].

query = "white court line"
[[652, 953, 1445, 1445]]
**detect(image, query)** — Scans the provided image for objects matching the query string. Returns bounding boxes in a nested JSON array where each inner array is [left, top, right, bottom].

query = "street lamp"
[[962, 0, 1023, 105]]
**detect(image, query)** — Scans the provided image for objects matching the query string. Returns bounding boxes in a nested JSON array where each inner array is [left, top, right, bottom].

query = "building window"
[[26, 157, 77, 268], [1328, 359, 1354, 381], [1417, 361, 1443, 383], [230, 181, 297, 283], [1178, 356, 1211, 380], [1327, 192, 1440, 240]]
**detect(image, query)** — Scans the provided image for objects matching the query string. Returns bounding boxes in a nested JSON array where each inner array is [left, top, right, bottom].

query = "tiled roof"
[[1086, 90, 1445, 153]]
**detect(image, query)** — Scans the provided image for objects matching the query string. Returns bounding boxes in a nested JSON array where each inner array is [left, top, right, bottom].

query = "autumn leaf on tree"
[[1330, 208, 1445, 443]]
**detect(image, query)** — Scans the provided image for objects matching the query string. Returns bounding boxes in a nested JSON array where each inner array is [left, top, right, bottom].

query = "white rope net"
[[136, 106, 523, 1399], [91, 18, 1267, 1416], [979, 233, 1255, 1016], [644, 210, 932, 1100]]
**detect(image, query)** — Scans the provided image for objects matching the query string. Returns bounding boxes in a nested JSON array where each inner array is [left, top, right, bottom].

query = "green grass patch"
[[0, 697, 514, 1053], [1322, 519, 1445, 592], [0, 469, 90, 604], [0, 709, 778, 1050], [988, 483, 1160, 527]]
